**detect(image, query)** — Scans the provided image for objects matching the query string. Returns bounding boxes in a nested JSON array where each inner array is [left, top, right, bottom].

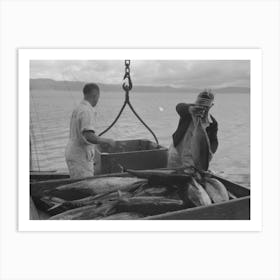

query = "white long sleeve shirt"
[[65, 100, 97, 179]]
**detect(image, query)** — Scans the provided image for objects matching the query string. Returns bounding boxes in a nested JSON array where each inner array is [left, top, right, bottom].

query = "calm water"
[[30, 90, 250, 187]]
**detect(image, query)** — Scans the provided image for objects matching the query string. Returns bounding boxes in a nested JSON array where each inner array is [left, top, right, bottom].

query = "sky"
[[30, 60, 250, 89]]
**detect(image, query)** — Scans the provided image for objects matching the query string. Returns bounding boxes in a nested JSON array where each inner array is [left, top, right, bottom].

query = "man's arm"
[[175, 103, 191, 118], [79, 110, 116, 147], [82, 130, 115, 147]]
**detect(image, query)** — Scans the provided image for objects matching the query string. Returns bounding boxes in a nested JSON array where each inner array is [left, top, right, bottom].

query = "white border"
[[18, 49, 262, 231]]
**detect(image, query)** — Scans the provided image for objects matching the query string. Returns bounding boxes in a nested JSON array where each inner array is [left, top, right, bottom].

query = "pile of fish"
[[32, 167, 232, 220]]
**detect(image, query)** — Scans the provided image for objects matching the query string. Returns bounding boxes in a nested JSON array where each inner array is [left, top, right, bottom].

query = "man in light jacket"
[[65, 83, 116, 179]]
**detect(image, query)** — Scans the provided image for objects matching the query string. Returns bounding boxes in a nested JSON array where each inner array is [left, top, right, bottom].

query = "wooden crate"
[[94, 139, 168, 175]]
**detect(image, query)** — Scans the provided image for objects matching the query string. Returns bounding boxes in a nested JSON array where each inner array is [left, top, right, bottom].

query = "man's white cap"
[[195, 90, 214, 107]]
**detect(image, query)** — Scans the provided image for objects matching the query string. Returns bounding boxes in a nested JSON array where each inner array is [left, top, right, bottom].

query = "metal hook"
[[122, 72, 132, 92]]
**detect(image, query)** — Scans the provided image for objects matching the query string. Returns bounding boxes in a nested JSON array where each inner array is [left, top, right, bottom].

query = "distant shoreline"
[[30, 78, 250, 94]]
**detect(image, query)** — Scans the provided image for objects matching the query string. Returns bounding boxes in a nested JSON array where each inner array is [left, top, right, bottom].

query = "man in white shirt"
[[65, 83, 116, 179]]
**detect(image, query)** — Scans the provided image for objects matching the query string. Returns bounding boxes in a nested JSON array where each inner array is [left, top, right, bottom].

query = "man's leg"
[[66, 159, 94, 179]]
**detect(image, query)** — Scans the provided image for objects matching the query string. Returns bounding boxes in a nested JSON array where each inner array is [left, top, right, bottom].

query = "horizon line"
[[30, 78, 250, 90]]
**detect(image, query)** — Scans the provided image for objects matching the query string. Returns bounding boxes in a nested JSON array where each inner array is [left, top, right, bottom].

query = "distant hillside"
[[213, 86, 250, 94], [30, 78, 250, 94]]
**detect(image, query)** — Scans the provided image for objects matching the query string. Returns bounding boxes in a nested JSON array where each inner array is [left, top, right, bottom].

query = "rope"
[[98, 60, 159, 145], [30, 93, 50, 170], [30, 120, 41, 171]]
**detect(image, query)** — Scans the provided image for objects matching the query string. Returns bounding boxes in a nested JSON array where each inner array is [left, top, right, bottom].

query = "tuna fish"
[[123, 167, 191, 187], [191, 117, 211, 171], [114, 196, 184, 216], [133, 186, 168, 197], [49, 203, 116, 220], [49, 196, 184, 220], [47, 191, 133, 215], [124, 168, 177, 177], [187, 177, 212, 207], [203, 177, 229, 203], [99, 212, 143, 220], [47, 176, 147, 199]]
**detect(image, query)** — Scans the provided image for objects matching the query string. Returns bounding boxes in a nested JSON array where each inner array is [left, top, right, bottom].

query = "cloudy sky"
[[30, 60, 250, 88]]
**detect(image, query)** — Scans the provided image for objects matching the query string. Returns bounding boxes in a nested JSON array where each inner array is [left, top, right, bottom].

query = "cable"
[[127, 100, 158, 144], [98, 102, 127, 136], [98, 60, 159, 145]]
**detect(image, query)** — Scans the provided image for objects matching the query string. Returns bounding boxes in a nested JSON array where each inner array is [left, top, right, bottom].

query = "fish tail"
[[228, 191, 237, 199], [48, 203, 63, 212], [47, 198, 67, 212]]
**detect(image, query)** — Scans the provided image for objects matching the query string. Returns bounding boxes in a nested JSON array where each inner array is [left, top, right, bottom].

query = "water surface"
[[30, 90, 250, 187]]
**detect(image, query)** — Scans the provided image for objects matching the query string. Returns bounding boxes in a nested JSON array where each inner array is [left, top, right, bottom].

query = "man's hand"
[[189, 105, 207, 118], [105, 139, 117, 149], [82, 131, 117, 149]]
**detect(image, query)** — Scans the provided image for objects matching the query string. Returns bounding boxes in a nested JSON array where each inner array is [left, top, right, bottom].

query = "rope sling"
[[98, 60, 159, 145]]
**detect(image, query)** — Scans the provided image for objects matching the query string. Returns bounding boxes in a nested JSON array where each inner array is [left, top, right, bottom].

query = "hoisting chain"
[[99, 60, 159, 145]]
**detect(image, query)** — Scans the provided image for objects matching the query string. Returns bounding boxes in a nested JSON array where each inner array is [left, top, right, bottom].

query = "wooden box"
[[94, 139, 168, 175]]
